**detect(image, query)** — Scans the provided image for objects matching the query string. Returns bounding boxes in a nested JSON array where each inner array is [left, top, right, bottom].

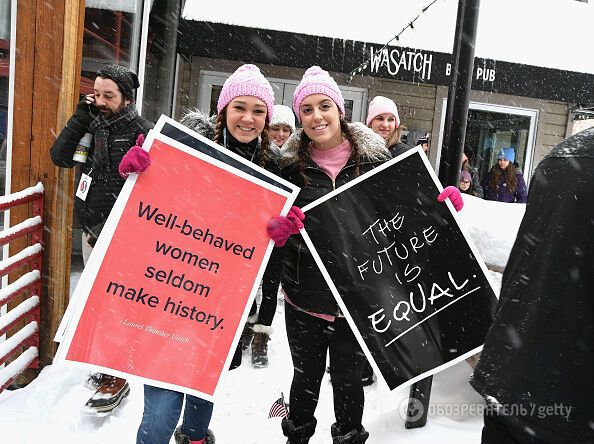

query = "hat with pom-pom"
[[217, 64, 275, 122], [497, 147, 516, 163], [270, 105, 296, 132], [366, 96, 400, 128], [293, 66, 345, 121]]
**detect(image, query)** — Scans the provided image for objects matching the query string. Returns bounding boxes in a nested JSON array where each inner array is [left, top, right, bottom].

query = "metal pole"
[[406, 0, 481, 429], [438, 0, 481, 186]]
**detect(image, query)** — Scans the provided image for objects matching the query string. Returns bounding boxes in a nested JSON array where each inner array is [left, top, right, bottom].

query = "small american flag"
[[268, 393, 288, 419]]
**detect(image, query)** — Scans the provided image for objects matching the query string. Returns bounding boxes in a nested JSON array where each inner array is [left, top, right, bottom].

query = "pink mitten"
[[285, 206, 305, 234], [437, 185, 464, 212], [119, 134, 151, 178], [267, 206, 306, 247]]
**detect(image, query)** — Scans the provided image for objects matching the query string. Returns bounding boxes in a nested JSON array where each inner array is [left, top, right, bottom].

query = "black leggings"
[[249, 246, 285, 326], [285, 303, 366, 431]]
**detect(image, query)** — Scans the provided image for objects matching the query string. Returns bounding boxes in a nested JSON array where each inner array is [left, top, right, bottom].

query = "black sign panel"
[[302, 149, 498, 390]]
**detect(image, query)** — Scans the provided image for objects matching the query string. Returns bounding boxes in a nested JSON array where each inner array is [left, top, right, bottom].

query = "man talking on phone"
[[50, 64, 153, 414]]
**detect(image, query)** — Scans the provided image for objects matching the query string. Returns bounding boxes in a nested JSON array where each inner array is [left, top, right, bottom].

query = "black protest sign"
[[302, 148, 498, 390]]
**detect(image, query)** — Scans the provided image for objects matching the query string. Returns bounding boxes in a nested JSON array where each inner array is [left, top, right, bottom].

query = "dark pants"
[[285, 303, 365, 432], [136, 385, 213, 444], [249, 246, 285, 325], [482, 412, 552, 444]]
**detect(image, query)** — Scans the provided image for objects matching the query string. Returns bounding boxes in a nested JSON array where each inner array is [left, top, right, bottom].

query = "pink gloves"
[[437, 185, 464, 212], [119, 134, 151, 178], [267, 206, 305, 247]]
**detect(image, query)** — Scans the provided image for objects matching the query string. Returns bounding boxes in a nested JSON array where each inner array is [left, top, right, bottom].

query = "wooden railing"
[[0, 183, 44, 392]]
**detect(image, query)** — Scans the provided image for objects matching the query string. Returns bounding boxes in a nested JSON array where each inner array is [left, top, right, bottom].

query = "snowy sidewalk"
[[0, 299, 489, 444]]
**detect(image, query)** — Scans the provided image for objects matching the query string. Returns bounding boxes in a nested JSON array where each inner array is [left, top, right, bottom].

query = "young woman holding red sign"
[[269, 66, 464, 443], [122, 64, 300, 444]]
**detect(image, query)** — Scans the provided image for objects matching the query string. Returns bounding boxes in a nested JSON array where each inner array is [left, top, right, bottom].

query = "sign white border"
[[301, 147, 496, 391], [54, 116, 299, 400]]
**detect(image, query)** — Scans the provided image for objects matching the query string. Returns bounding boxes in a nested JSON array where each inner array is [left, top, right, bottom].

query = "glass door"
[[437, 101, 538, 187]]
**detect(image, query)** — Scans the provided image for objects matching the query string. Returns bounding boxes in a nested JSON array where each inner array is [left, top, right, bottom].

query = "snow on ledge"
[[0, 270, 40, 306], [0, 347, 38, 388], [0, 321, 38, 361], [0, 244, 42, 274], [0, 182, 43, 206]]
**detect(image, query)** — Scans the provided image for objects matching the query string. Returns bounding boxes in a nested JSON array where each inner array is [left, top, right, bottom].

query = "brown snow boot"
[[85, 374, 129, 413], [251, 324, 272, 368]]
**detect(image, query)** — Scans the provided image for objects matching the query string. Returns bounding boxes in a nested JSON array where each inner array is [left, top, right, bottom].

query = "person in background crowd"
[[458, 169, 473, 194], [461, 146, 483, 197], [121, 63, 278, 444], [417, 133, 430, 155], [481, 147, 527, 203], [269, 104, 296, 148], [50, 64, 153, 415], [365, 95, 409, 157], [275, 66, 464, 444], [471, 127, 594, 444]]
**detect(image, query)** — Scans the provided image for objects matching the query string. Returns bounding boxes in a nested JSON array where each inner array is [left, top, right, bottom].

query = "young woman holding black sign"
[[121, 64, 300, 444], [272, 66, 464, 443]]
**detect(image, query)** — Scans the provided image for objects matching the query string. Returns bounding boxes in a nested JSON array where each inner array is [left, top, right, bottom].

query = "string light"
[[347, 0, 440, 83]]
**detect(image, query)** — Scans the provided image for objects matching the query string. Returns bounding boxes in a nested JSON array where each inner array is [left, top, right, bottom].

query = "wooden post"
[[11, 0, 85, 372]]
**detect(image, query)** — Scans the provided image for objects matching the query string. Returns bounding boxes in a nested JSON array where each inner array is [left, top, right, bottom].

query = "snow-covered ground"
[[0, 194, 515, 443], [0, 297, 497, 444]]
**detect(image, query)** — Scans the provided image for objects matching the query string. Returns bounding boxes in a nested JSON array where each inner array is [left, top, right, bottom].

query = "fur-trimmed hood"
[[279, 121, 390, 169], [179, 108, 216, 140]]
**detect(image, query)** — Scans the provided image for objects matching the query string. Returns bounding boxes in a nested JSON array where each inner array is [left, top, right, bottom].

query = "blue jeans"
[[136, 385, 214, 444]]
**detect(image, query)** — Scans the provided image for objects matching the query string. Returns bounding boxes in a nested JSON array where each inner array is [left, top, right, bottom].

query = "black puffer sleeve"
[[50, 99, 95, 168]]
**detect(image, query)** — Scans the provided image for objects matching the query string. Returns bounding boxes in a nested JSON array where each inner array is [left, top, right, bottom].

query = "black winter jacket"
[[50, 99, 153, 234], [278, 123, 390, 315], [471, 127, 594, 444]]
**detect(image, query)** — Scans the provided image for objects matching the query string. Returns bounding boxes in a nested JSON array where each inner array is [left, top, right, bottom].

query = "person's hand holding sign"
[[437, 185, 464, 212], [267, 206, 305, 247], [119, 133, 151, 178]]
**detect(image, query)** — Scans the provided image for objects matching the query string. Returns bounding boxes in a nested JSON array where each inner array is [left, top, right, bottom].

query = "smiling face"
[[269, 124, 292, 147], [299, 94, 343, 149], [93, 77, 130, 117], [225, 96, 267, 143], [370, 113, 397, 140]]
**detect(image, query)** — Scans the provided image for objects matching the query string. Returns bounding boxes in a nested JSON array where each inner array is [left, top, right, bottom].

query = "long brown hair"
[[296, 118, 360, 186], [489, 162, 518, 193], [213, 107, 271, 168]]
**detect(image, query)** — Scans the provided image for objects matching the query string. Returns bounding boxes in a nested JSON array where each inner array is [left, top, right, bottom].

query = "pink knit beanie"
[[292, 66, 345, 121], [366, 96, 400, 128], [217, 64, 275, 122]]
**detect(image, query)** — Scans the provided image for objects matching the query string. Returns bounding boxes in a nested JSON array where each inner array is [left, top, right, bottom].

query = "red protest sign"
[[58, 128, 298, 398]]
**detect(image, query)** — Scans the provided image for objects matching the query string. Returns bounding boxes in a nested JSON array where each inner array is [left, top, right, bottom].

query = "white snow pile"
[[458, 194, 525, 272]]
